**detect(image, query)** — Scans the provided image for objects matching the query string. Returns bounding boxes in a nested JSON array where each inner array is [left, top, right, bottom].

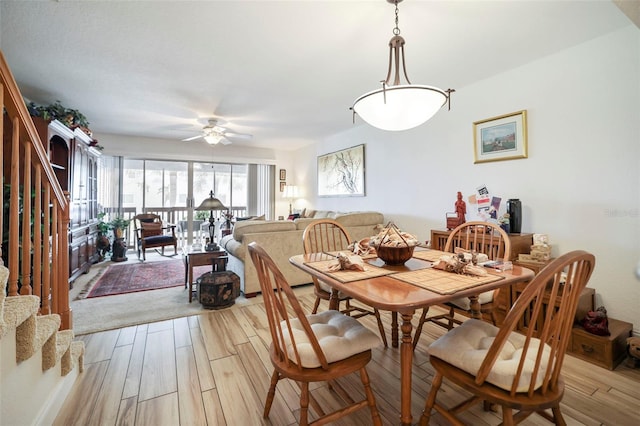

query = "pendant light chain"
[[393, 1, 401, 35]]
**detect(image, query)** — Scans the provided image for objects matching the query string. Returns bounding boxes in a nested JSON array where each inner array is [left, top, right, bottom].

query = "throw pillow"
[[141, 222, 162, 237]]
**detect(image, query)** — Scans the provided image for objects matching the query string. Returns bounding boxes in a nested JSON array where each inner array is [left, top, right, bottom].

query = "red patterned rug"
[[87, 260, 188, 298]]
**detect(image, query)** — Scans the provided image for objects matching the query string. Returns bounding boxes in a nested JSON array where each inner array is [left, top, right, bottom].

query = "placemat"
[[390, 268, 504, 294], [325, 250, 378, 260], [305, 259, 395, 283], [412, 249, 449, 262]]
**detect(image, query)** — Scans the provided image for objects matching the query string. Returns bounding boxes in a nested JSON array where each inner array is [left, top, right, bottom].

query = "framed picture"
[[279, 169, 286, 181], [317, 144, 365, 197], [473, 110, 528, 164], [279, 181, 286, 192]]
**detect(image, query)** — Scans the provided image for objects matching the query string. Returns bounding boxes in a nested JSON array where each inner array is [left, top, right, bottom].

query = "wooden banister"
[[1, 49, 72, 330]]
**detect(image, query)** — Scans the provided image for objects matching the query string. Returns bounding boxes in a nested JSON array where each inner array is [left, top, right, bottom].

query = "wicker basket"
[[374, 244, 415, 265]]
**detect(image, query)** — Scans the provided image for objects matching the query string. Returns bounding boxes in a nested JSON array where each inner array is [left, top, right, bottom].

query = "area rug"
[[87, 260, 186, 298]]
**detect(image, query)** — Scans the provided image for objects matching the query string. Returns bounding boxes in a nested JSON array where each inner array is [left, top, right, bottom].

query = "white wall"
[[291, 26, 640, 332]]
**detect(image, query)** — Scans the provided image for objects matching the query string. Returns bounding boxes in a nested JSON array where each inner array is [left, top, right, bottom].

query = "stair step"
[[67, 341, 85, 375], [1, 295, 40, 339]]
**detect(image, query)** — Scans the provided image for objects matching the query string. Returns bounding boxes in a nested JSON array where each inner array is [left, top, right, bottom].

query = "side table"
[[182, 245, 227, 303]]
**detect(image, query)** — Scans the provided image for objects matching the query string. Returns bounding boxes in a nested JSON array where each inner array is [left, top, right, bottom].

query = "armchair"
[[133, 213, 178, 261]]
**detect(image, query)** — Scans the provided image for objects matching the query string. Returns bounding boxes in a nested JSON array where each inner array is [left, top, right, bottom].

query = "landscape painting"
[[473, 110, 528, 163], [317, 144, 365, 197]]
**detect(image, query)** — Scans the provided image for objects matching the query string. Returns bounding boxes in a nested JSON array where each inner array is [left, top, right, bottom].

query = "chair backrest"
[[444, 221, 511, 261], [476, 250, 595, 397], [302, 219, 352, 255], [134, 213, 163, 238], [248, 242, 330, 371]]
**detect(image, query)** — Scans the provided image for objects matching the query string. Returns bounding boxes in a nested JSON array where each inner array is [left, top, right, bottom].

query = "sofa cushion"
[[294, 217, 320, 230], [334, 212, 384, 227], [232, 220, 296, 241]]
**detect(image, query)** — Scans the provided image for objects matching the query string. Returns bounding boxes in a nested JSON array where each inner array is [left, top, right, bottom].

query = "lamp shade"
[[283, 185, 299, 200], [196, 190, 227, 211], [352, 84, 448, 131]]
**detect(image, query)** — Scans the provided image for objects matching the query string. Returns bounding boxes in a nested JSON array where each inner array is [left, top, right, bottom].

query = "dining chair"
[[247, 242, 383, 426], [420, 250, 595, 426], [413, 221, 511, 349], [302, 219, 388, 347], [133, 213, 178, 261]]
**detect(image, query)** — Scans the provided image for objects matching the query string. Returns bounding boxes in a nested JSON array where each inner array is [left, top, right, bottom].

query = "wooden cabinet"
[[430, 229, 534, 261], [570, 319, 632, 370], [35, 119, 100, 285]]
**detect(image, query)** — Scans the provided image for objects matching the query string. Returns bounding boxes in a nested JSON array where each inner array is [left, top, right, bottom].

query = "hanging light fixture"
[[351, 0, 454, 131], [204, 133, 224, 145]]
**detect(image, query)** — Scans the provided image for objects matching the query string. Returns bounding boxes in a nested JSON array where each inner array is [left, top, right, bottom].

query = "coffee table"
[[182, 245, 227, 302]]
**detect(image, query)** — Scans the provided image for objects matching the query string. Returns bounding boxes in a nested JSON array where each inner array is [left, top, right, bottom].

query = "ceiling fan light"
[[352, 85, 448, 131], [204, 134, 224, 145]]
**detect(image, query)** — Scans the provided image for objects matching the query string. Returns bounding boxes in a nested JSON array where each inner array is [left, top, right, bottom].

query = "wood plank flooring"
[[55, 285, 640, 425]]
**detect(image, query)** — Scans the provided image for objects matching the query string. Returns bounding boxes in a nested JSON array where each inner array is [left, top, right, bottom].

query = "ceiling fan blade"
[[181, 135, 203, 142], [220, 137, 232, 145], [224, 132, 252, 139]]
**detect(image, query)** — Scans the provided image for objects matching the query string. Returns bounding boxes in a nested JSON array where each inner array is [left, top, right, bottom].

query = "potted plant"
[[109, 216, 130, 239], [96, 212, 111, 260]]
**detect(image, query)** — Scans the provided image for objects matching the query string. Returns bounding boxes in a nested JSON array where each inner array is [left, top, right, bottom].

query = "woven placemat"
[[412, 249, 449, 262], [304, 259, 395, 283], [391, 268, 504, 294]]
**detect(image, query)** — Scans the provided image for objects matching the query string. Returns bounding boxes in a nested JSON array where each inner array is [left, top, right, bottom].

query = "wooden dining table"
[[290, 249, 535, 426]]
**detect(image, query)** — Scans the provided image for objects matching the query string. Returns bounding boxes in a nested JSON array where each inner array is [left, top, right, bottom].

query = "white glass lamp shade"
[[352, 84, 448, 131]]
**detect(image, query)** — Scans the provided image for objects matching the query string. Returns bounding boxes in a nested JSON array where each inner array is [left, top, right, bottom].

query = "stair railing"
[[0, 50, 72, 330]]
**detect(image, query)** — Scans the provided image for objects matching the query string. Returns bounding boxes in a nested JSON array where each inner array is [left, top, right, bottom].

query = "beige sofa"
[[220, 211, 384, 296]]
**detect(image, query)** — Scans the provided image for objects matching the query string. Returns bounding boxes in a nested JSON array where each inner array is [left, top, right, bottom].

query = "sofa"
[[220, 211, 384, 296]]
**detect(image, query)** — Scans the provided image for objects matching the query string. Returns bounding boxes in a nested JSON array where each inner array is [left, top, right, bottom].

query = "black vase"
[[507, 199, 522, 234]]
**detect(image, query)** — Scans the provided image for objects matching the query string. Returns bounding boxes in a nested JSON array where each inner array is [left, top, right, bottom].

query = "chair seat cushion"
[[428, 319, 550, 392], [284, 310, 381, 368], [447, 290, 495, 310], [142, 235, 175, 245]]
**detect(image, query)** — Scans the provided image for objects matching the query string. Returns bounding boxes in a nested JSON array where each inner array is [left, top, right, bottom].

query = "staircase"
[[1, 49, 85, 424], [1, 265, 84, 424]]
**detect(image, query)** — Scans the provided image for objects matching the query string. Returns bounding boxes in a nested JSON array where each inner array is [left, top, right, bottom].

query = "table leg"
[[189, 261, 194, 303], [329, 288, 340, 310], [391, 311, 399, 348], [469, 295, 481, 319], [400, 312, 414, 426]]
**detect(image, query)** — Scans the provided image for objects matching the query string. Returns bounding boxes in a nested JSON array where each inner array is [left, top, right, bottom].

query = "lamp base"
[[205, 242, 220, 252]]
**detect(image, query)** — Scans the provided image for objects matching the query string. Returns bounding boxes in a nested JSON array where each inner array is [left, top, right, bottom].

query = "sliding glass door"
[[99, 157, 272, 247]]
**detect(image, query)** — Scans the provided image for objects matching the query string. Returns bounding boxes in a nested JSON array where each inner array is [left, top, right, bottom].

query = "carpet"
[[87, 260, 186, 298]]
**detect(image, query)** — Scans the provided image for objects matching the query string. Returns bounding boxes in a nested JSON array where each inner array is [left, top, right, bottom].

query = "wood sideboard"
[[430, 229, 534, 261]]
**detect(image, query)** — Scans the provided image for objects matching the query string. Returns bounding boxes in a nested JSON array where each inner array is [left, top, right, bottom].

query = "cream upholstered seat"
[[248, 241, 382, 426], [420, 250, 595, 426], [283, 309, 382, 368], [428, 319, 551, 392]]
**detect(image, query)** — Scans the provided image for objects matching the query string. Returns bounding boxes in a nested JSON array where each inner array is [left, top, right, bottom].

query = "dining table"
[[290, 248, 535, 426]]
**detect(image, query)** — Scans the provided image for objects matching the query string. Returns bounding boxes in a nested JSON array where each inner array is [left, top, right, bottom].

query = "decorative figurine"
[[446, 192, 467, 230]]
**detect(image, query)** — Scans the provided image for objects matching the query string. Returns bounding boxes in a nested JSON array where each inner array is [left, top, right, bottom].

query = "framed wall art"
[[473, 110, 528, 164], [317, 144, 365, 197], [279, 169, 286, 181], [279, 181, 286, 192]]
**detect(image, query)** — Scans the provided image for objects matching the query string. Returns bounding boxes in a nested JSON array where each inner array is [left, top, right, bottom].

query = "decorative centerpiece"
[[369, 222, 418, 265]]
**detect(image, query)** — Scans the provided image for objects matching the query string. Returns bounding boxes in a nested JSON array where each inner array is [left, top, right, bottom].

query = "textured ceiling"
[[0, 1, 633, 151]]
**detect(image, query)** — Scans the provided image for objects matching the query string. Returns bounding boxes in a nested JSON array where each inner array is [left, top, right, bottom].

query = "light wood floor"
[[55, 285, 640, 426]]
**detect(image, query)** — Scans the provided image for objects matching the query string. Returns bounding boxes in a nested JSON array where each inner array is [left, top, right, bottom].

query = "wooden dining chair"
[[133, 213, 178, 261], [302, 219, 388, 347], [420, 250, 595, 426], [413, 221, 511, 349], [248, 242, 383, 426]]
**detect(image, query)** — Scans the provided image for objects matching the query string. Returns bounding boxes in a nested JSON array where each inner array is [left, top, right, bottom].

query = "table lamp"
[[283, 184, 299, 215], [195, 190, 227, 251]]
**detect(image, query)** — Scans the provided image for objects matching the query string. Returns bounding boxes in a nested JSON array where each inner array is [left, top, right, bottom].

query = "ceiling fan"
[[181, 119, 252, 145]]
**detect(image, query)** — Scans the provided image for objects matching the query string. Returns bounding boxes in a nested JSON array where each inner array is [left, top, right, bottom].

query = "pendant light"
[[351, 0, 454, 131]]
